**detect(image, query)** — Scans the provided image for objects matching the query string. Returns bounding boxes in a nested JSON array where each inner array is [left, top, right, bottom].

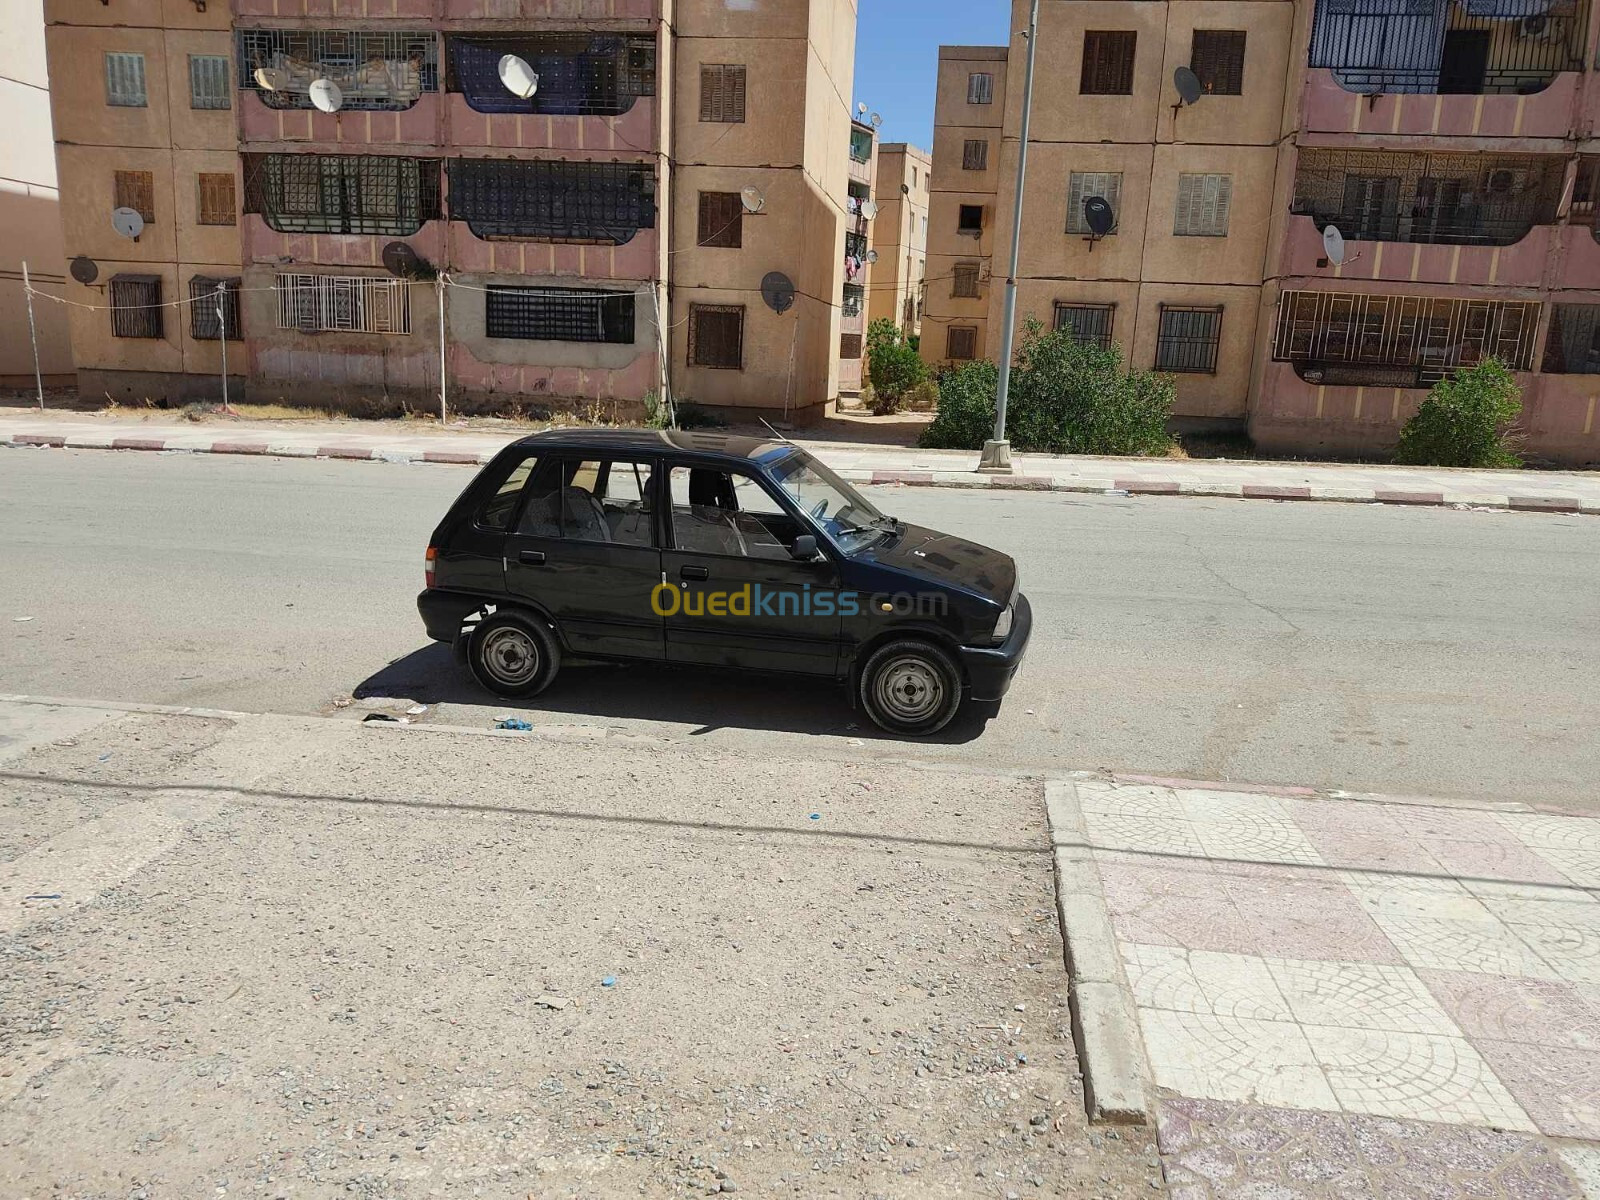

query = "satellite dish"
[[860, 200, 879, 220], [900, 183, 910, 195], [111, 207, 145, 240], [1322, 224, 1347, 266], [69, 256, 99, 285], [1174, 66, 1204, 106], [760, 271, 796, 315], [498, 54, 539, 99], [1084, 196, 1115, 238], [857, 102, 868, 116], [381, 241, 423, 278], [309, 79, 343, 113], [739, 186, 765, 214], [864, 249, 879, 264], [869, 112, 882, 128], [254, 66, 289, 91]]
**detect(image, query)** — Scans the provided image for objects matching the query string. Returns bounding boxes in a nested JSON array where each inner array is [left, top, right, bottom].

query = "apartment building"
[[922, 1, 1600, 465], [865, 141, 930, 338], [838, 114, 878, 395], [43, 0, 859, 423]]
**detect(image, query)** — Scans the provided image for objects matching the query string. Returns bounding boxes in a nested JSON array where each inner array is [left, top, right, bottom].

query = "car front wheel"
[[858, 639, 963, 737], [468, 612, 561, 698]]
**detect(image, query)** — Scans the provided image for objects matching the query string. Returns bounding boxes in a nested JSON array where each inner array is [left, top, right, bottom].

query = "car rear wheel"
[[858, 639, 963, 737], [468, 612, 561, 698]]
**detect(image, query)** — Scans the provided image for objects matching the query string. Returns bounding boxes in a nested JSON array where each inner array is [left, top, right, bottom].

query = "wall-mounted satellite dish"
[[254, 66, 289, 92], [900, 182, 910, 195], [498, 54, 539, 99], [111, 207, 145, 240], [1174, 66, 1204, 106], [869, 112, 883, 128], [69, 256, 99, 285], [381, 241, 424, 278], [1083, 196, 1114, 250], [1322, 224, 1347, 267], [740, 185, 766, 214], [860, 200, 879, 220], [760, 271, 796, 315], [309, 79, 344, 113], [864, 249, 879, 264]]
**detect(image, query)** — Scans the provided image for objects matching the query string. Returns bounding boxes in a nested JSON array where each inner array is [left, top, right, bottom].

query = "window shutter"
[[198, 173, 236, 225], [106, 53, 147, 107], [109, 275, 162, 338], [947, 327, 976, 359], [962, 139, 988, 171], [700, 65, 745, 123], [967, 72, 993, 104], [189, 55, 231, 109], [114, 171, 155, 222]]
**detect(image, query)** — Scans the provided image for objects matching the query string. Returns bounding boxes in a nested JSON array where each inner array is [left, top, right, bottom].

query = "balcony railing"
[[850, 127, 873, 164], [447, 158, 655, 244], [237, 30, 438, 112], [1293, 150, 1565, 245], [446, 34, 655, 116], [1308, 0, 1587, 94], [1272, 290, 1540, 384], [243, 153, 441, 236]]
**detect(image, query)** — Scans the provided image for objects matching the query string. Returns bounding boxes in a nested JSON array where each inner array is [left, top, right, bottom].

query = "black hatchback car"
[[418, 429, 1030, 735]]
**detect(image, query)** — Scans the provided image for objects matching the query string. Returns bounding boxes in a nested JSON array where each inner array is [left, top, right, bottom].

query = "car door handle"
[[679, 565, 710, 581], [519, 549, 547, 566]]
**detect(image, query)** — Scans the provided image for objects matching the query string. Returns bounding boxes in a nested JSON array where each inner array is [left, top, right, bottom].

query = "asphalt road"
[[3, 448, 1597, 806]]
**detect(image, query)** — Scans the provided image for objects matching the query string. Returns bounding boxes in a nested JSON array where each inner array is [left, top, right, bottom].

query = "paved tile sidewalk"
[[2, 412, 1597, 515], [1063, 777, 1600, 1198]]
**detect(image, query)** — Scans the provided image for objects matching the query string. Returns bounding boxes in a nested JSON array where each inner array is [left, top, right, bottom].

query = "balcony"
[[237, 30, 440, 145], [1302, 0, 1588, 138]]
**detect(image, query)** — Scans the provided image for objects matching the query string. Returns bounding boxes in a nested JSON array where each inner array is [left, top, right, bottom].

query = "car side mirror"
[[790, 534, 819, 561]]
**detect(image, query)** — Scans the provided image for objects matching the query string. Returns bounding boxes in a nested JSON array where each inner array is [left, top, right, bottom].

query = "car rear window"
[[475, 455, 538, 530]]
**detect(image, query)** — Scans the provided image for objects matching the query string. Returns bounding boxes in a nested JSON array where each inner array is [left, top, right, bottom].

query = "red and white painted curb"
[[3, 430, 1596, 516]]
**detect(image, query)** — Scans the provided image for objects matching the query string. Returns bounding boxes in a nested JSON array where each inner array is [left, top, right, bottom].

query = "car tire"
[[858, 638, 964, 737], [468, 612, 561, 699]]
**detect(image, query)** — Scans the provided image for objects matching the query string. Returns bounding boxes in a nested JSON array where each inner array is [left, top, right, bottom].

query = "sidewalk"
[[3, 409, 1598, 514], [1048, 774, 1600, 1199]]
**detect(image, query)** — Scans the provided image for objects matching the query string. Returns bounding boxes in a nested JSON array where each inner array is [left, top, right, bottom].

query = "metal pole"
[[650, 284, 675, 427], [437, 275, 448, 424], [216, 282, 230, 412], [21, 261, 44, 410], [978, 0, 1040, 474]]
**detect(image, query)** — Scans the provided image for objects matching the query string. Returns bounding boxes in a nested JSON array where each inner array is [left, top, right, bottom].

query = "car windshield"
[[764, 449, 890, 553]]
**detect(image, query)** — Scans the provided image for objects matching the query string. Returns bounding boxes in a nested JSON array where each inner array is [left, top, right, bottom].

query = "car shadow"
[[352, 643, 998, 745]]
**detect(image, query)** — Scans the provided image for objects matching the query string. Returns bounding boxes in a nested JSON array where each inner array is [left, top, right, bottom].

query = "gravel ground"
[[0, 709, 1161, 1199]]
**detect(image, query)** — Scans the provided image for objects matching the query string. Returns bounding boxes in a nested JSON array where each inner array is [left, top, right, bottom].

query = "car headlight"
[[990, 601, 1014, 646]]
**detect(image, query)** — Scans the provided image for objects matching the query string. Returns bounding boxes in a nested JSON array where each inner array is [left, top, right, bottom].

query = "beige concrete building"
[[41, 0, 859, 423], [838, 114, 878, 395], [1, 0, 72, 385], [865, 141, 930, 339], [921, 1, 1600, 464]]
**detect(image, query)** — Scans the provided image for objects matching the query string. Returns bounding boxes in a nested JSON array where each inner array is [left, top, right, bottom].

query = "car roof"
[[510, 427, 796, 463]]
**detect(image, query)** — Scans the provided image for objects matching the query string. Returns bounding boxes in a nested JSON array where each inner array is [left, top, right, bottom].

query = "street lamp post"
[[978, 0, 1041, 474]]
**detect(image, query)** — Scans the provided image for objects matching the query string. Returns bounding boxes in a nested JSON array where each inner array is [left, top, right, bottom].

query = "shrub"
[[919, 320, 1175, 455], [1394, 359, 1523, 468], [920, 360, 999, 448], [865, 318, 928, 414], [904, 379, 940, 411]]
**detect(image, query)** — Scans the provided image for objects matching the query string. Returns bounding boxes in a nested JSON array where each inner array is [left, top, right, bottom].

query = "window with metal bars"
[[189, 276, 242, 340], [700, 64, 746, 123], [946, 327, 977, 360], [189, 55, 231, 109], [198, 173, 236, 226], [447, 34, 654, 115], [844, 230, 868, 261], [110, 275, 162, 338], [952, 263, 980, 298], [485, 286, 634, 344], [689, 304, 743, 369], [1156, 306, 1222, 373], [967, 72, 993, 104], [1066, 172, 1121, 234], [840, 332, 863, 359], [1081, 31, 1137, 95], [1190, 30, 1246, 95], [697, 192, 743, 248], [1053, 303, 1115, 348], [962, 139, 989, 171], [448, 158, 655, 244], [841, 285, 865, 318], [244, 154, 440, 236], [850, 126, 873, 164], [115, 171, 155, 222], [1272, 291, 1539, 384], [1292, 149, 1566, 246], [1174, 173, 1233, 236], [105, 52, 146, 107], [236, 30, 437, 111], [1542, 304, 1600, 374], [275, 274, 411, 335]]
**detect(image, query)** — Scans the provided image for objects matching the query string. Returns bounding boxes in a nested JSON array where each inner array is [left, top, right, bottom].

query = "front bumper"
[[959, 592, 1032, 702]]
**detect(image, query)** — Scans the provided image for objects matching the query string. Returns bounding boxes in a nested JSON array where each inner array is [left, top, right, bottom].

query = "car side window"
[[669, 466, 802, 560], [517, 457, 655, 547], [476, 455, 538, 531]]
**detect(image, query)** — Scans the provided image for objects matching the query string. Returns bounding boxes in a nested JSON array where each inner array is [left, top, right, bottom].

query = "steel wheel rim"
[[874, 655, 945, 723], [481, 626, 540, 686]]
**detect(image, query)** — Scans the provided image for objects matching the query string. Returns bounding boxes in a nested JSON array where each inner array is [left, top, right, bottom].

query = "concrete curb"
[[1043, 778, 1152, 1126], [2, 431, 1596, 515]]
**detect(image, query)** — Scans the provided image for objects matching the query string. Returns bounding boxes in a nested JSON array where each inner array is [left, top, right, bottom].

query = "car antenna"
[[758, 417, 794, 445]]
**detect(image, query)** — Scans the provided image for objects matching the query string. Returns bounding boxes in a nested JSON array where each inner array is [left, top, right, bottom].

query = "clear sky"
[[850, 1, 1011, 151]]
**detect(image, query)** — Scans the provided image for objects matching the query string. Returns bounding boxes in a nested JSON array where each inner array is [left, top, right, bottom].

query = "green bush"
[[865, 318, 928, 415], [904, 379, 940, 411], [1394, 359, 1523, 468], [918, 320, 1175, 455]]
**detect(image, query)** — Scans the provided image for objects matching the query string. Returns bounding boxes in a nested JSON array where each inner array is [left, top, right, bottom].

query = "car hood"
[[852, 522, 1016, 606]]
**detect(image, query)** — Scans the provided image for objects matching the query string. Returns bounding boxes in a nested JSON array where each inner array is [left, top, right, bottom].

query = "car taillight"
[[425, 546, 437, 589]]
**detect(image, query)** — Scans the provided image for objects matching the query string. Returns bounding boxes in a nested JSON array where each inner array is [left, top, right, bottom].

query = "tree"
[[864, 318, 928, 415]]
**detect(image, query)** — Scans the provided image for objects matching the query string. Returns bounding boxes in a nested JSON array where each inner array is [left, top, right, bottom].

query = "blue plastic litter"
[[497, 718, 532, 731], [601, 976, 617, 988], [808, 812, 821, 821]]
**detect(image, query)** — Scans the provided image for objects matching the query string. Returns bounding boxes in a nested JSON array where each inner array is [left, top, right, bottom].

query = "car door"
[[502, 453, 665, 661], [659, 461, 843, 675]]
